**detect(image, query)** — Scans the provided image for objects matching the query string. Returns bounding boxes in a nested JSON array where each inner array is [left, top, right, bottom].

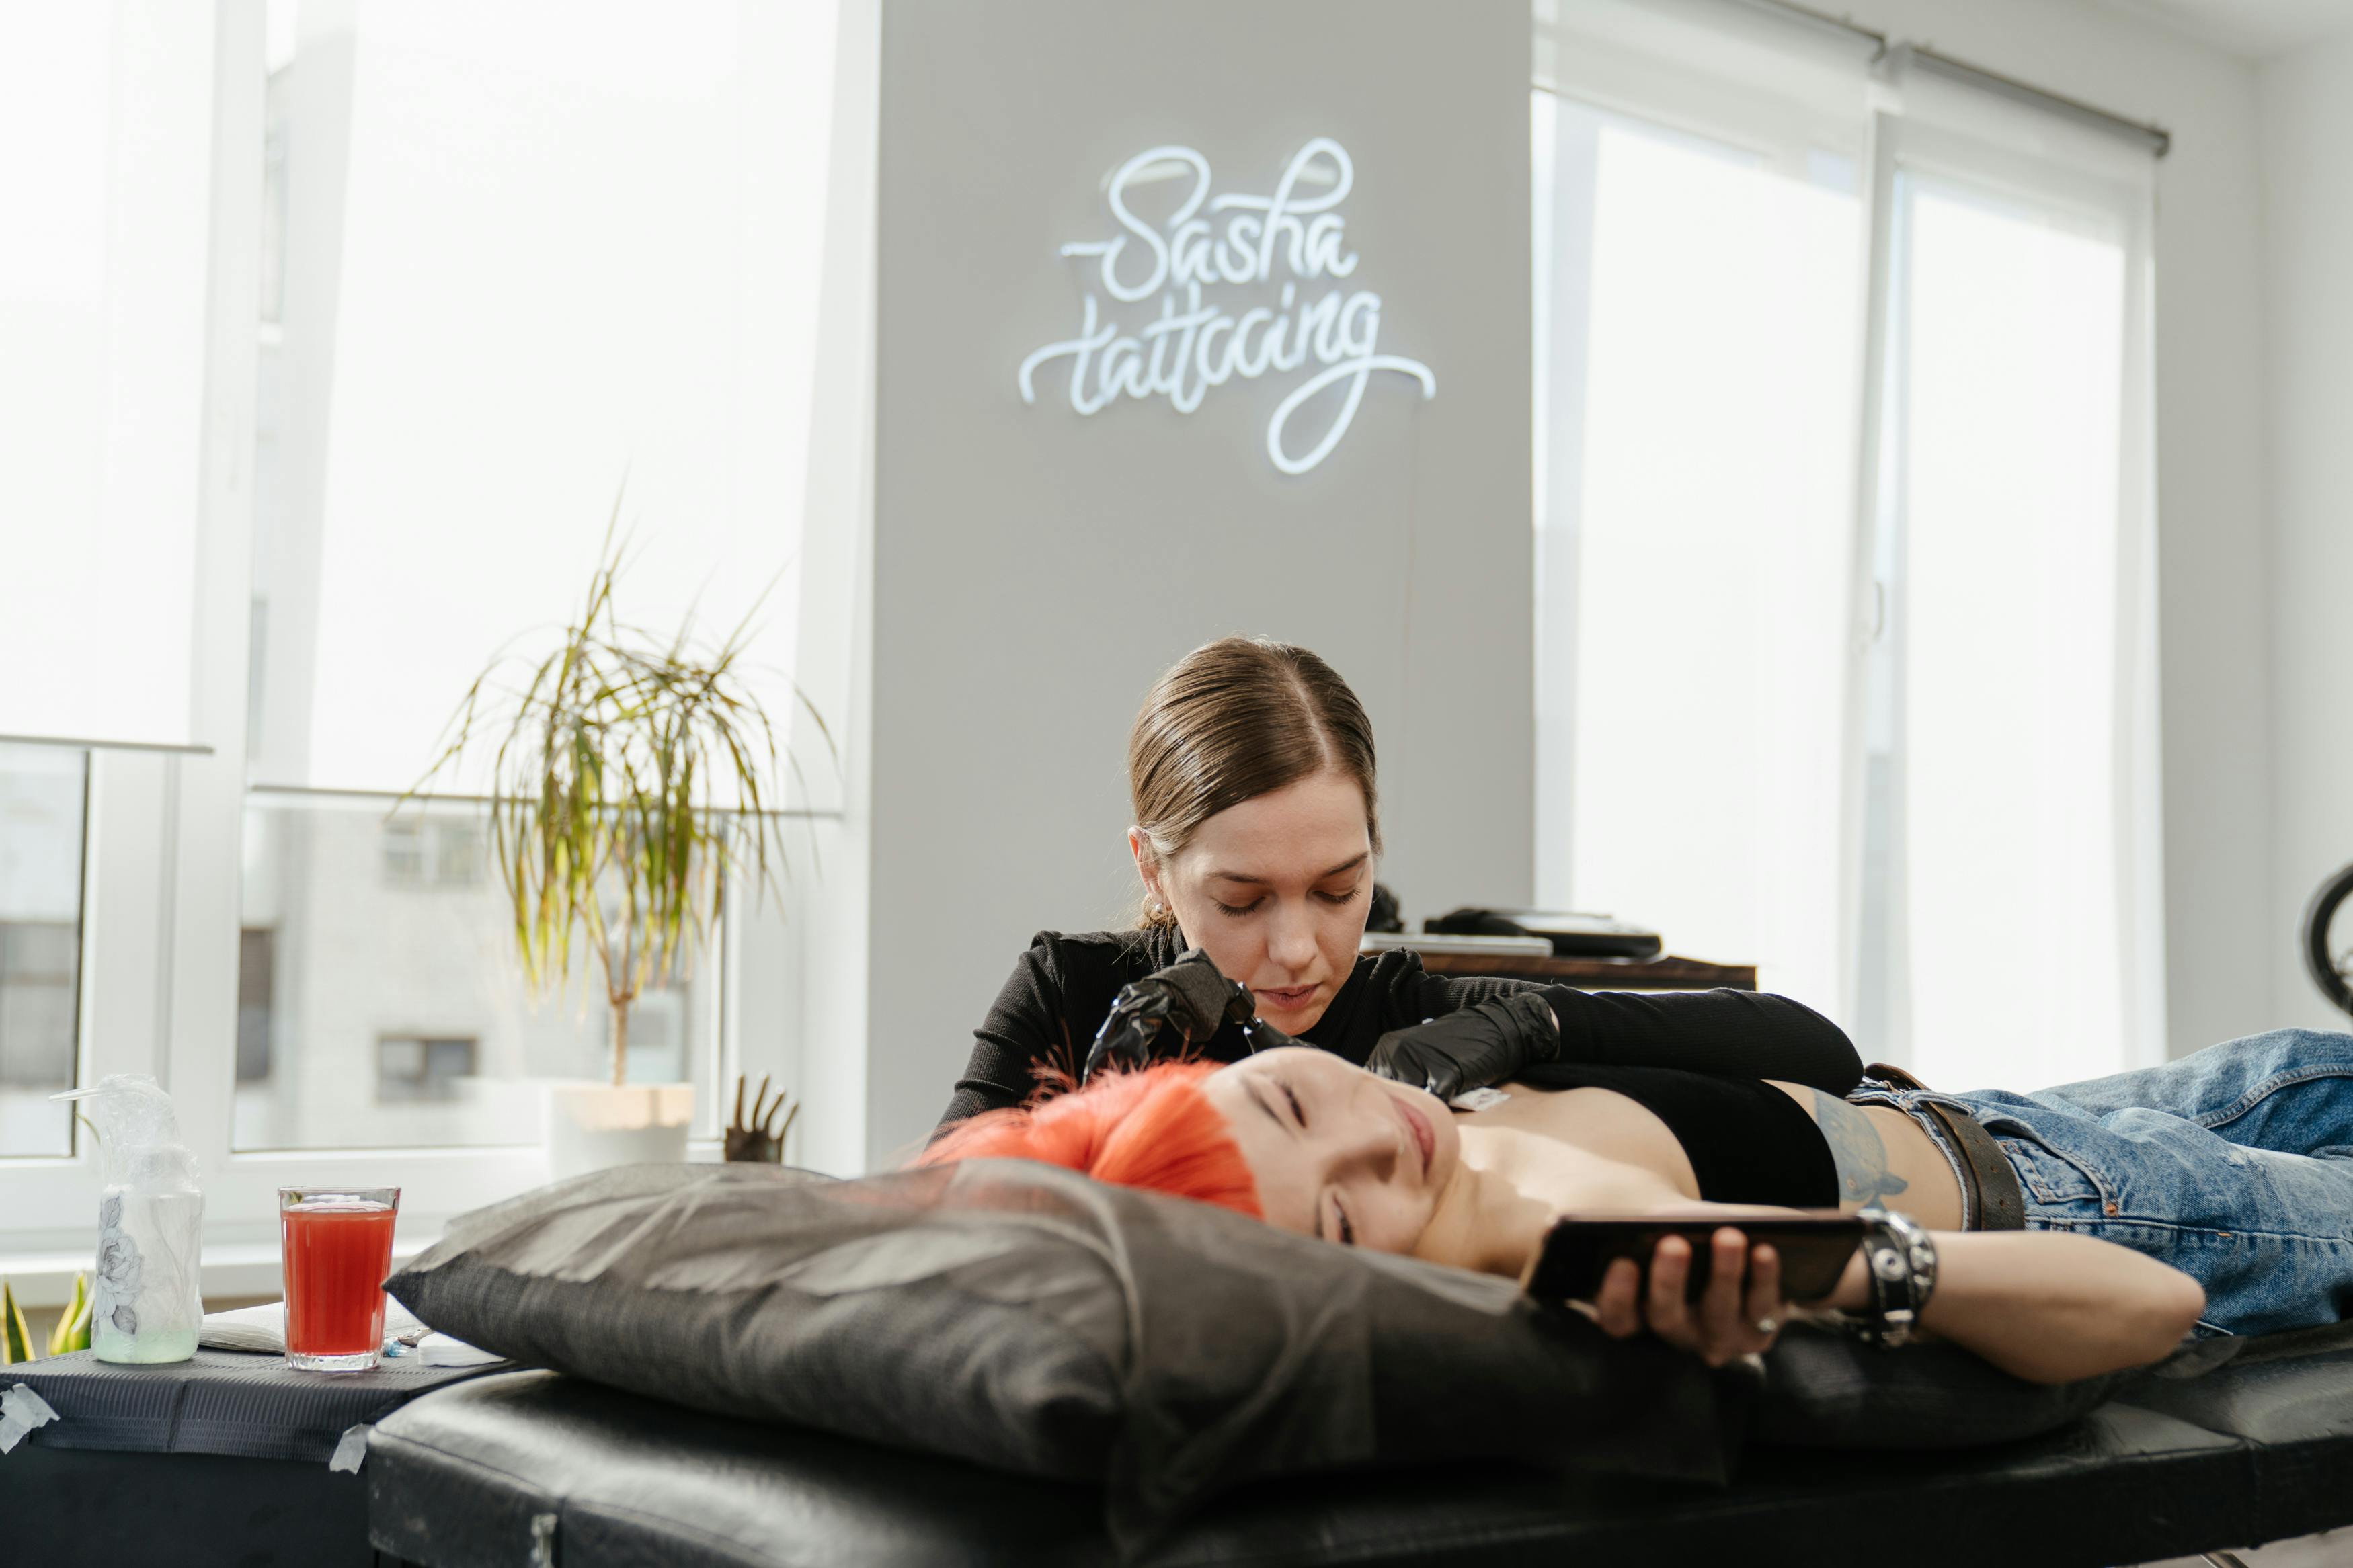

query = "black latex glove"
[[1081, 948, 1257, 1083], [1365, 991, 1561, 1102]]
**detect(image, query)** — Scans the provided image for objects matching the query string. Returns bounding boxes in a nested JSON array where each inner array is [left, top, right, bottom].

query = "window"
[[1853, 103, 2163, 1085], [1534, 9, 2164, 1080], [237, 930, 275, 1084], [379, 819, 481, 890], [0, 1, 839, 1276], [1533, 89, 1862, 1018], [381, 821, 426, 886], [377, 1036, 479, 1104], [0, 746, 87, 1158], [231, 0, 829, 1154], [430, 821, 483, 889]]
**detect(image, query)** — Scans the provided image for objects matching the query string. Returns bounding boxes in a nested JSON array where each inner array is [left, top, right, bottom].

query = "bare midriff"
[[1452, 1081, 1966, 1232]]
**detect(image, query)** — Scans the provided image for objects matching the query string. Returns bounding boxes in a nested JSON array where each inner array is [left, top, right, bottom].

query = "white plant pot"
[[545, 1082, 694, 1182]]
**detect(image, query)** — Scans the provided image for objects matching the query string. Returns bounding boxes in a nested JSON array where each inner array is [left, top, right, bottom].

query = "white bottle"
[[56, 1076, 204, 1364]]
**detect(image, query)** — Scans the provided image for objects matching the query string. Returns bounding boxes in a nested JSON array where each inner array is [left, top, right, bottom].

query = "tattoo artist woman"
[[941, 636, 1856, 1133], [941, 636, 1880, 1343]]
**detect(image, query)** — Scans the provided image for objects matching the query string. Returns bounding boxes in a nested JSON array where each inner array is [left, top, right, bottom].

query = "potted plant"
[[409, 515, 823, 1178]]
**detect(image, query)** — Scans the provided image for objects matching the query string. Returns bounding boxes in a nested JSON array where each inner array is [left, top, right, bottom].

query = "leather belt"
[[1861, 1063, 2026, 1232]]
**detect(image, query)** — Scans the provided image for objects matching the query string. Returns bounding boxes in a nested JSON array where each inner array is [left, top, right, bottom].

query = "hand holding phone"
[[1523, 1213, 1863, 1366], [1523, 1213, 1863, 1306]]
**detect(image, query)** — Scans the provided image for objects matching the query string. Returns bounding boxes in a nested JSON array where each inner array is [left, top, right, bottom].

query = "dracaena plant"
[[405, 508, 828, 1087]]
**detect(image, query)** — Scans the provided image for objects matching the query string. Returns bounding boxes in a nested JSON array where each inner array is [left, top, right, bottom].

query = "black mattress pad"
[[368, 1321, 2353, 1568]]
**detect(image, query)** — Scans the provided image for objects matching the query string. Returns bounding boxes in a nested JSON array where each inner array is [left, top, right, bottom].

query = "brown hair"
[[1127, 636, 1380, 930]]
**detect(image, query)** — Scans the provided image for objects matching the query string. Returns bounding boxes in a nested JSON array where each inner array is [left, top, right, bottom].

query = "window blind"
[[0, 3, 215, 753]]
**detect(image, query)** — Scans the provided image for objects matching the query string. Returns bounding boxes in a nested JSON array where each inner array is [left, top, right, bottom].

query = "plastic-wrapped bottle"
[[54, 1075, 203, 1364]]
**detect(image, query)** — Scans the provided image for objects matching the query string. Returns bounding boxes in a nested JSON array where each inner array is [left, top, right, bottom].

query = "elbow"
[[2111, 1270, 2206, 1374], [2150, 1271, 2208, 1353], [2002, 1272, 2207, 1385]]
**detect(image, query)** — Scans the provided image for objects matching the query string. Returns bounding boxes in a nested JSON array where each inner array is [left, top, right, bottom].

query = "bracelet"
[[1849, 1206, 1938, 1348]]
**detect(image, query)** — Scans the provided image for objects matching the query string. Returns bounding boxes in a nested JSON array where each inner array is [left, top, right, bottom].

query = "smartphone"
[[1523, 1213, 1864, 1306]]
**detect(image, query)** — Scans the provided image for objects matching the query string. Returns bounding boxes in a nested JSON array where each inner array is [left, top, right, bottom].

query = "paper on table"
[[198, 1298, 427, 1354], [417, 1333, 503, 1367]]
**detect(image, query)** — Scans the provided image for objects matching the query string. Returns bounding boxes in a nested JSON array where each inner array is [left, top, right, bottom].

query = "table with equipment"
[[1414, 948, 1758, 991]]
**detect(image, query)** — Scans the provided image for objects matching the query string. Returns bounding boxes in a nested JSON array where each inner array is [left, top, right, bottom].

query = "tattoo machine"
[[1081, 948, 1276, 1083]]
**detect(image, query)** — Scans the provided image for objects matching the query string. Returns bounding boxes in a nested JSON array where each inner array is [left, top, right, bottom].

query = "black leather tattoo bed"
[[367, 1319, 2353, 1568]]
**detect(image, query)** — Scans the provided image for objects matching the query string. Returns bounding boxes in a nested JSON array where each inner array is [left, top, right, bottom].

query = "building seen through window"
[[0, 745, 86, 1158], [376, 1035, 479, 1103]]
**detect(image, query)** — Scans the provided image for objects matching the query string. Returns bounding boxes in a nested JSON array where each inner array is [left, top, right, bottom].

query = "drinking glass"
[[278, 1186, 401, 1372]]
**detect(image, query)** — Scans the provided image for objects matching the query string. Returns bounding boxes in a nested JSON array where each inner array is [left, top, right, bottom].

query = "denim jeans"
[[1848, 1028, 2353, 1337]]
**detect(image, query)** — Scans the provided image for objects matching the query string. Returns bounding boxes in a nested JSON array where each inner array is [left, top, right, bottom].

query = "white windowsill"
[[0, 1234, 440, 1311], [3, 1143, 735, 1309]]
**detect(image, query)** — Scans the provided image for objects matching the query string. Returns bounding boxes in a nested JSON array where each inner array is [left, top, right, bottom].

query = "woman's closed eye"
[[1212, 886, 1359, 918], [1285, 1082, 1353, 1244]]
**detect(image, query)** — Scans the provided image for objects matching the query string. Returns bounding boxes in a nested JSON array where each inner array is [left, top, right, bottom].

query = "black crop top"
[[1516, 1063, 1840, 1208]]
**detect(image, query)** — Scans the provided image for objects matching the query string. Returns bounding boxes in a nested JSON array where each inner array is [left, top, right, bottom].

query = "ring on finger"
[[1753, 1316, 1781, 1335]]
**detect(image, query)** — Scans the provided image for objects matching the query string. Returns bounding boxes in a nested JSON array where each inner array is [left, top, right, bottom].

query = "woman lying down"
[[922, 1024, 2353, 1385]]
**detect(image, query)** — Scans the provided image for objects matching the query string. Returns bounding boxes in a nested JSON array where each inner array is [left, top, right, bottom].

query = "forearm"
[[1814, 1229, 2206, 1383], [1536, 987, 1864, 1093], [1595, 1200, 2207, 1383]]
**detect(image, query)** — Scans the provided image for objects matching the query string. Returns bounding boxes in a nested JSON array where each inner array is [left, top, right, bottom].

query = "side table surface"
[[5, 1347, 508, 1463]]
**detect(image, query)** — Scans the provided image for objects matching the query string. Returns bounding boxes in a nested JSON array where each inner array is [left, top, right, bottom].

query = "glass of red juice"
[[279, 1187, 401, 1372]]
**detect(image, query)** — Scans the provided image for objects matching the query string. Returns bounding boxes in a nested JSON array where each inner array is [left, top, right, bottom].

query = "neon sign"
[[1017, 138, 1436, 477]]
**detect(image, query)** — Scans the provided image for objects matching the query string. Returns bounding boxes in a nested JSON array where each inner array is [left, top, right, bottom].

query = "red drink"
[[279, 1190, 400, 1372]]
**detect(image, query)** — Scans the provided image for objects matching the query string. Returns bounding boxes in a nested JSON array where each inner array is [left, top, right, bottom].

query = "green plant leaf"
[[47, 1274, 92, 1356], [395, 492, 831, 1089], [1, 1280, 34, 1364]]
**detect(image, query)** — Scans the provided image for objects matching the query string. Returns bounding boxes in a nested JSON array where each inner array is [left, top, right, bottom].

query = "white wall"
[[856, 0, 1534, 1166], [1835, 0, 2276, 1056], [2256, 30, 2353, 1033]]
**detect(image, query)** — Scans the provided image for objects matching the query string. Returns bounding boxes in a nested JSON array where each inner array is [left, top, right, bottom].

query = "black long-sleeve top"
[[937, 927, 1864, 1130]]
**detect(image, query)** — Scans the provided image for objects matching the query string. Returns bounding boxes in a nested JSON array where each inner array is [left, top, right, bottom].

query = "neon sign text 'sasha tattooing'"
[[1016, 138, 1435, 476]]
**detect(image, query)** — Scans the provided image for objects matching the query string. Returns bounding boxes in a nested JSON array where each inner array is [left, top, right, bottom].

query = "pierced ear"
[[1127, 826, 1165, 903]]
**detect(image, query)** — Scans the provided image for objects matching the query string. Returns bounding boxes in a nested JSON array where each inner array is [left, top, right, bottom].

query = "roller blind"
[[1856, 58, 2167, 1081], [244, 0, 834, 801], [0, 3, 215, 752], [1534, 0, 2167, 1079], [1534, 0, 1875, 1016]]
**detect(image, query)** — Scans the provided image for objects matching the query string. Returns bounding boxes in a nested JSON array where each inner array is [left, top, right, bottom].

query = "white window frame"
[[1534, 1, 2166, 1066], [1841, 97, 2166, 1071], [0, 0, 816, 1302]]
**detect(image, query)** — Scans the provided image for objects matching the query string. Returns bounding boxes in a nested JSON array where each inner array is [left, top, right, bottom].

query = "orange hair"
[[916, 1061, 1261, 1219]]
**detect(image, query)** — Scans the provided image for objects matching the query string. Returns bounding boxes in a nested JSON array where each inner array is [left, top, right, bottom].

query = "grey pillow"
[[387, 1159, 1741, 1546]]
